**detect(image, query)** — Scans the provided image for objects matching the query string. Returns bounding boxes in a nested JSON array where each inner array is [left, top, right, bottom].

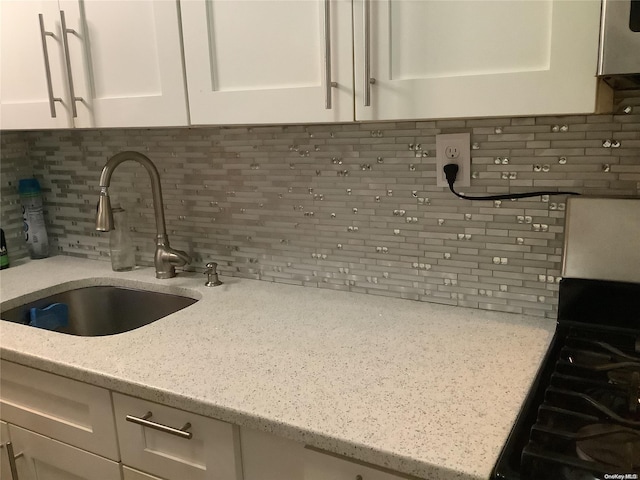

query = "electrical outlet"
[[445, 145, 460, 159], [436, 133, 470, 188]]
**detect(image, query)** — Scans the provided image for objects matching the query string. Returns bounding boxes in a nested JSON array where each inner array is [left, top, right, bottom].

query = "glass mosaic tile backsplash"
[[1, 91, 639, 318]]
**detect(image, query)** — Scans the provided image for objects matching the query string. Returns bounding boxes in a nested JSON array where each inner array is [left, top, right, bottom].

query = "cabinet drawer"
[[305, 449, 408, 480], [240, 426, 409, 480], [113, 393, 242, 480], [0, 360, 118, 460], [124, 466, 168, 480], [7, 424, 121, 480]]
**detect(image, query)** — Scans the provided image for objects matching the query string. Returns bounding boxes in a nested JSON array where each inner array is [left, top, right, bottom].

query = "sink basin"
[[0, 285, 197, 336]]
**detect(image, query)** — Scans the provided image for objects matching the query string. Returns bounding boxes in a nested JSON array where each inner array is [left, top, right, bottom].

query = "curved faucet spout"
[[96, 151, 191, 279], [98, 151, 167, 234]]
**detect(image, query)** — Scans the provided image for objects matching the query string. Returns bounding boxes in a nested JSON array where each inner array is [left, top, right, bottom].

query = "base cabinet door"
[[7, 425, 121, 480], [113, 393, 242, 480]]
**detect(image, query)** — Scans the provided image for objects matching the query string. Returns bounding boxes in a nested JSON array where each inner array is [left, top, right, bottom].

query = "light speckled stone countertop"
[[0, 256, 556, 480]]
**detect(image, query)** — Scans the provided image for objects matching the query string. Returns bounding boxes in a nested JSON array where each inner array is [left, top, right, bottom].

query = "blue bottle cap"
[[18, 178, 41, 195]]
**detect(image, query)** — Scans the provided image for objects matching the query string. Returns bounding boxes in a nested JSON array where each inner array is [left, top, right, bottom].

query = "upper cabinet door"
[[181, 0, 353, 125], [58, 0, 188, 128], [0, 1, 74, 129], [354, 0, 602, 121]]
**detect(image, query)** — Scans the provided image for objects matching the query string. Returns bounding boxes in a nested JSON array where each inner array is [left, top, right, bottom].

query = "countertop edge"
[[0, 347, 481, 480]]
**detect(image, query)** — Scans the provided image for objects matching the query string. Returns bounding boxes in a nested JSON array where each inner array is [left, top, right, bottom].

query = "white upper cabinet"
[[0, 1, 73, 129], [0, 0, 188, 130], [59, 0, 188, 128], [353, 0, 603, 121], [181, 0, 354, 125], [2, 0, 605, 129]]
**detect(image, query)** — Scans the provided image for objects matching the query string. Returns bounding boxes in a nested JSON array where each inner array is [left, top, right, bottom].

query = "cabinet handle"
[[59, 10, 83, 118], [1, 441, 22, 480], [324, 0, 337, 109], [38, 14, 63, 118], [363, 0, 375, 107], [126, 411, 193, 439]]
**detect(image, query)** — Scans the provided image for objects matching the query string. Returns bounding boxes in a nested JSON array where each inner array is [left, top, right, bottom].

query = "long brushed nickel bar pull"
[[59, 10, 83, 118], [324, 0, 337, 109], [126, 411, 193, 439], [5, 441, 22, 480], [38, 14, 62, 118], [363, 0, 375, 107]]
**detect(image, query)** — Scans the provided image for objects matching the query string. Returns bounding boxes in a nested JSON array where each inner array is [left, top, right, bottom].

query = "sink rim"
[[0, 277, 202, 321], [0, 279, 202, 337]]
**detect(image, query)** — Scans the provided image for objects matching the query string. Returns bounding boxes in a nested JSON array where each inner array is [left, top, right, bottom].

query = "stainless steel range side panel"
[[562, 197, 640, 283], [598, 0, 640, 76]]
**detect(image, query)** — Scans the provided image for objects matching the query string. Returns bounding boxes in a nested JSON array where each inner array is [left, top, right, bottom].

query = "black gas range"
[[492, 198, 640, 480]]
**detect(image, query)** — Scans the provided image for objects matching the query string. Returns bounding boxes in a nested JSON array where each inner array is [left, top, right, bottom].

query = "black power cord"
[[443, 163, 581, 201]]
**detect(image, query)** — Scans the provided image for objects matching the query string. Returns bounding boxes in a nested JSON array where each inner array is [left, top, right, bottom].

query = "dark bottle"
[[1, 228, 9, 269]]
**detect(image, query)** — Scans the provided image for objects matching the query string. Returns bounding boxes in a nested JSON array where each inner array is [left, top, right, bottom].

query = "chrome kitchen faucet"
[[95, 151, 191, 279]]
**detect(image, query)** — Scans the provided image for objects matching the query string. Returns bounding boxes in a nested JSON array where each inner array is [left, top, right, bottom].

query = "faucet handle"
[[204, 262, 223, 287]]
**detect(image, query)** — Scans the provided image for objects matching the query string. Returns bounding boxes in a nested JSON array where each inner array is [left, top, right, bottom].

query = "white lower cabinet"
[[0, 360, 119, 460], [1, 421, 13, 479], [305, 448, 407, 480], [123, 466, 168, 480], [0, 361, 121, 480], [113, 393, 243, 480], [0, 361, 410, 480], [240, 427, 306, 480], [6, 425, 121, 480], [240, 427, 408, 480]]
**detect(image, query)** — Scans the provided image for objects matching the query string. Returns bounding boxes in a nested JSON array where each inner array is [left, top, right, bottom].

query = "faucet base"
[[156, 269, 176, 279]]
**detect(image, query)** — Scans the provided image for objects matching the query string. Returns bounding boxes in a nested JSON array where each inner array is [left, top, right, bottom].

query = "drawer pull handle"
[[125, 411, 193, 439], [1, 441, 22, 480]]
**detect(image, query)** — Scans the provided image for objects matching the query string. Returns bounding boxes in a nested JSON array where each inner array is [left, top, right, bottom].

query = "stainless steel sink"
[[0, 286, 197, 336]]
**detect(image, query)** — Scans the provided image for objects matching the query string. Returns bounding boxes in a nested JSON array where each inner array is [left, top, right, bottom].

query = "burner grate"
[[520, 328, 640, 478], [492, 278, 640, 480]]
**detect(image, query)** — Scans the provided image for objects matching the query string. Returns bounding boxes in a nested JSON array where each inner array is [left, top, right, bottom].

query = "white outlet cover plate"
[[436, 133, 471, 188]]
